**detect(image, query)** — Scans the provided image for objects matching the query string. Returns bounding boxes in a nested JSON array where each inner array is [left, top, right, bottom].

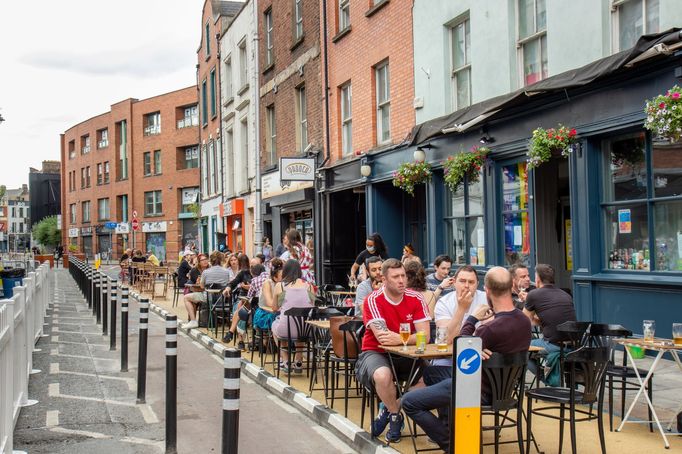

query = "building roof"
[[218, 1, 243, 17], [408, 29, 682, 146]]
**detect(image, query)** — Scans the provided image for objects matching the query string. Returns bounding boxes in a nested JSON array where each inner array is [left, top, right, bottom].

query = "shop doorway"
[[324, 188, 366, 285]]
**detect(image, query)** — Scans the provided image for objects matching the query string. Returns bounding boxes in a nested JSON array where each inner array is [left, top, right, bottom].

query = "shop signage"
[[142, 221, 167, 233], [68, 228, 79, 238], [262, 171, 313, 199], [81, 226, 93, 236], [182, 188, 199, 205], [280, 157, 315, 182], [105, 221, 118, 229], [223, 198, 244, 217], [115, 223, 130, 234]]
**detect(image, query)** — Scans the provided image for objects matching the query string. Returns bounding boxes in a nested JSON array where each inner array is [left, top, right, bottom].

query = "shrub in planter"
[[644, 85, 682, 142], [392, 161, 432, 196], [527, 125, 577, 169], [443, 146, 490, 192]]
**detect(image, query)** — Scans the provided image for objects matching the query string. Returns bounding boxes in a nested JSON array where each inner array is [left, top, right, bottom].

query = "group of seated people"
[[118, 248, 162, 283], [353, 256, 575, 451]]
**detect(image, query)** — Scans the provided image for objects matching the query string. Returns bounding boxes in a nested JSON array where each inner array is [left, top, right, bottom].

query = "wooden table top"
[[615, 338, 681, 351], [327, 291, 356, 296], [306, 320, 331, 330], [381, 343, 545, 359]]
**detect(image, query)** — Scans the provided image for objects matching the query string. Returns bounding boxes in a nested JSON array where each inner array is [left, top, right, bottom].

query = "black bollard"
[[121, 285, 129, 371], [88, 267, 93, 310], [222, 348, 241, 454], [165, 314, 178, 454], [101, 274, 109, 335], [94, 271, 101, 322], [137, 296, 149, 404], [109, 280, 118, 351]]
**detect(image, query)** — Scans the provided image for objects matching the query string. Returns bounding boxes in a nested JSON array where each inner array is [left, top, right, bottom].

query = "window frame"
[[450, 15, 472, 110], [103, 161, 110, 184], [293, 0, 304, 41], [238, 39, 248, 89], [205, 21, 211, 57], [143, 112, 161, 136], [296, 85, 308, 152], [266, 105, 277, 165], [201, 79, 208, 126], [265, 9, 274, 66], [224, 56, 233, 101], [340, 82, 353, 155], [154, 149, 162, 175], [611, 0, 660, 53], [185, 146, 199, 169], [210, 68, 217, 118], [143, 151, 152, 176], [82, 200, 91, 223], [97, 128, 109, 149], [375, 62, 391, 145], [443, 170, 486, 266], [69, 203, 76, 224], [338, 0, 350, 31], [144, 190, 163, 216], [97, 198, 110, 221], [516, 0, 548, 87]]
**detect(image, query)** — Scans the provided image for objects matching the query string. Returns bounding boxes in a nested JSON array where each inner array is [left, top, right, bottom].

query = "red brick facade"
[[323, 0, 415, 163], [60, 87, 200, 261]]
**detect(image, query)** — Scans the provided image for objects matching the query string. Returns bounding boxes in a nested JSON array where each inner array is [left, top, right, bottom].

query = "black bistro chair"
[[525, 346, 610, 454], [276, 306, 315, 385], [206, 284, 229, 338], [328, 319, 365, 417]]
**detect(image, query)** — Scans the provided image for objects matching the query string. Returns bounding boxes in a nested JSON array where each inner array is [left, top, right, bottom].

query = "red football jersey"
[[361, 288, 431, 352]]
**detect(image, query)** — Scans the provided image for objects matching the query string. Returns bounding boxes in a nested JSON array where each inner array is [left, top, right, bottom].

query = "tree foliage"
[[33, 216, 61, 248]]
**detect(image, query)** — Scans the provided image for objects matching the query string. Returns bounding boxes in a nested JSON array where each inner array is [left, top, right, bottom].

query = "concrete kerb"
[[146, 301, 398, 454]]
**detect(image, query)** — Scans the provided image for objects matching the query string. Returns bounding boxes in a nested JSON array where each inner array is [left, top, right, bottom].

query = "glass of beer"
[[436, 327, 448, 352], [643, 320, 656, 342], [399, 323, 411, 351], [673, 323, 682, 346]]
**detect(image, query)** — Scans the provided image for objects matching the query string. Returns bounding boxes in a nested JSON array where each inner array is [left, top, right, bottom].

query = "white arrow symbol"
[[460, 353, 478, 370]]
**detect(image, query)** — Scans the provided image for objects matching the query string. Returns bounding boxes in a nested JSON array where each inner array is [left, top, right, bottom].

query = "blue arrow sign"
[[457, 348, 481, 375], [104, 222, 118, 229]]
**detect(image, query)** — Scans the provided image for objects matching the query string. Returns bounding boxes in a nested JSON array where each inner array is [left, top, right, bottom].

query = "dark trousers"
[[401, 369, 452, 451]]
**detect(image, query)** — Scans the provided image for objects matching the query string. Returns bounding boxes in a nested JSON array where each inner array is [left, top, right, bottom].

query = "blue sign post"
[[450, 336, 482, 453]]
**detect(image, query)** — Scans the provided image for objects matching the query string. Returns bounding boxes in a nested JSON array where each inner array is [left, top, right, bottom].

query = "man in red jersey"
[[355, 258, 431, 442]]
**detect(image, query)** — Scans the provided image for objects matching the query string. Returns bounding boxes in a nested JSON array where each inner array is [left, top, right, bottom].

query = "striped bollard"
[[222, 348, 241, 454], [137, 297, 149, 404], [120, 285, 129, 371], [101, 274, 109, 335], [165, 314, 178, 454], [94, 271, 101, 321], [109, 280, 118, 350]]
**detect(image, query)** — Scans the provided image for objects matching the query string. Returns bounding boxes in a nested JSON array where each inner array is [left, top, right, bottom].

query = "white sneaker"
[[184, 320, 198, 329]]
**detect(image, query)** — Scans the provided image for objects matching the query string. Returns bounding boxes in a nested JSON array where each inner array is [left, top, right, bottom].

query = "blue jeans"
[[401, 375, 452, 451], [528, 338, 561, 376]]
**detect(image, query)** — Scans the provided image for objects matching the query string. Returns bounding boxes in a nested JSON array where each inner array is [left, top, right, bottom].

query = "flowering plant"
[[442, 146, 490, 192], [392, 161, 432, 196], [644, 85, 682, 142], [526, 125, 577, 169]]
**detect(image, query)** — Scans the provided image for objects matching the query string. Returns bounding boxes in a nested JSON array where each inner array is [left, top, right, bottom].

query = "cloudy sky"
[[0, 0, 203, 188]]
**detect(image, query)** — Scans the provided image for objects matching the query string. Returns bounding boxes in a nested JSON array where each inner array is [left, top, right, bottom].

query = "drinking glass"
[[436, 327, 448, 352], [399, 323, 411, 351], [673, 323, 682, 346], [643, 320, 656, 342]]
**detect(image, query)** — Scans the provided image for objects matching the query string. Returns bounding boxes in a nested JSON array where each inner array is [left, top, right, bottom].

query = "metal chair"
[[328, 319, 364, 417], [276, 306, 315, 385]]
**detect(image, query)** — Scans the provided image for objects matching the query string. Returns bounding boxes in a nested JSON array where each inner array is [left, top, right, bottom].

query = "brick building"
[[257, 0, 323, 253], [60, 87, 200, 262]]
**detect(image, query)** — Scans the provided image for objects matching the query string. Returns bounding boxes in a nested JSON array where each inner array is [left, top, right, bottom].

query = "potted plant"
[[526, 125, 577, 169], [644, 85, 682, 142], [64, 244, 85, 269], [392, 161, 432, 196], [443, 146, 490, 192]]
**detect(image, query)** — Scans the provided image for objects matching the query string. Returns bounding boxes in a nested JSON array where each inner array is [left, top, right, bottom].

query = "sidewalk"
[[13, 269, 356, 453]]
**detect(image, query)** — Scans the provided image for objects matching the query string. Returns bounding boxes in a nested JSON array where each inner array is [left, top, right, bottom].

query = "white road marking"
[[50, 352, 117, 361], [51, 335, 59, 342], [49, 426, 109, 439], [139, 404, 159, 424], [46, 410, 59, 427], [50, 363, 59, 374]]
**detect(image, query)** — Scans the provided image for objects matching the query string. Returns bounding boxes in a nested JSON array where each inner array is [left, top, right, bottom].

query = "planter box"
[[35, 255, 54, 268], [64, 253, 86, 269]]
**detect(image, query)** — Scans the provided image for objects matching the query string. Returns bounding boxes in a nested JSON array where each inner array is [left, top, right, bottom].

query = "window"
[[210, 68, 217, 118], [502, 162, 531, 265], [97, 128, 109, 148], [266, 105, 276, 165], [143, 152, 152, 176], [118, 120, 128, 180], [154, 150, 162, 174], [185, 146, 199, 169], [177, 105, 198, 128], [240, 119, 249, 172], [239, 40, 248, 88], [181, 187, 200, 213], [225, 128, 234, 195], [208, 140, 216, 195], [375, 62, 391, 144], [82, 201, 91, 223], [341, 83, 353, 155], [201, 144, 208, 196], [80, 167, 85, 188], [118, 194, 129, 223], [97, 163, 103, 185], [144, 112, 161, 136], [205, 21, 211, 57], [81, 135, 90, 154], [69, 203, 76, 224], [97, 198, 110, 221], [265, 9, 274, 66], [293, 0, 303, 40], [69, 140, 76, 159], [296, 85, 308, 152], [339, 0, 350, 31], [445, 171, 485, 265], [602, 132, 682, 272], [451, 16, 471, 110], [517, 0, 547, 86], [144, 190, 163, 216], [612, 0, 659, 52], [86, 166, 91, 187], [224, 57, 233, 100], [201, 79, 208, 126], [103, 161, 110, 184]]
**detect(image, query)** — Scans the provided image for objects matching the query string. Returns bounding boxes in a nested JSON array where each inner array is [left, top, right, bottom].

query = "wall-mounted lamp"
[[479, 127, 495, 144], [414, 143, 435, 162], [360, 158, 372, 178]]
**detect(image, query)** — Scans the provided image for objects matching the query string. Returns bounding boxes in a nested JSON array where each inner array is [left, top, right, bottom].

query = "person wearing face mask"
[[350, 233, 388, 282]]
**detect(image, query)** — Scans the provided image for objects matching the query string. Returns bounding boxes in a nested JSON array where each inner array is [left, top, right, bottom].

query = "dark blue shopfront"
[[319, 48, 682, 339]]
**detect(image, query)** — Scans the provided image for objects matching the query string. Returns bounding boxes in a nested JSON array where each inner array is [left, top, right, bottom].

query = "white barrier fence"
[[0, 263, 50, 454]]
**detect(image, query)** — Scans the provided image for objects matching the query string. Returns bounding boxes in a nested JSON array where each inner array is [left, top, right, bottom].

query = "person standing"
[[280, 229, 316, 286], [262, 236, 273, 263], [274, 234, 287, 258], [350, 233, 388, 281], [426, 254, 455, 300], [354, 256, 383, 316]]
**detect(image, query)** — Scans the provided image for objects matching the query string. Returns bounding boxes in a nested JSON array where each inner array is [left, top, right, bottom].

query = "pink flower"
[[673, 92, 680, 100], [660, 102, 666, 109]]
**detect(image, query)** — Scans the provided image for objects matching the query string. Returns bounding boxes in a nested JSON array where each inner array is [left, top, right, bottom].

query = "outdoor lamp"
[[414, 143, 434, 162], [360, 158, 372, 177]]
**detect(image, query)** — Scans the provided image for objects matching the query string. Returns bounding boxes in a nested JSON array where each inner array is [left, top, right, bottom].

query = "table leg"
[[665, 350, 682, 432]]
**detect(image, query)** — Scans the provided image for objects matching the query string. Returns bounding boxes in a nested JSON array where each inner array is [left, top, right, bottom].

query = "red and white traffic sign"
[[132, 210, 138, 219], [132, 218, 140, 231]]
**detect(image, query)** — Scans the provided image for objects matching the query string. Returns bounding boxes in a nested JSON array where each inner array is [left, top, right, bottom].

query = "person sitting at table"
[[271, 259, 316, 374], [354, 256, 383, 316], [222, 263, 267, 348], [146, 250, 160, 267], [523, 263, 576, 379], [176, 250, 195, 293], [510, 263, 536, 310], [405, 260, 436, 318], [253, 258, 284, 332], [184, 252, 231, 329], [182, 254, 209, 328], [400, 243, 421, 265], [401, 267, 531, 452], [356, 258, 431, 443], [425, 254, 455, 301]]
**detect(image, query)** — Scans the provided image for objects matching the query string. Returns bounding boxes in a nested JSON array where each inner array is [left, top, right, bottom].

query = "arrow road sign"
[[457, 348, 481, 375]]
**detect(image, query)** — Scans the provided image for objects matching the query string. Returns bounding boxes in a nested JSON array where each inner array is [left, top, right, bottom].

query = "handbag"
[[330, 315, 358, 359]]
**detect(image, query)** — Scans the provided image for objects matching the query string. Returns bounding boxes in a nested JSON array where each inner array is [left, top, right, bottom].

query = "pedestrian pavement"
[[13, 268, 357, 453]]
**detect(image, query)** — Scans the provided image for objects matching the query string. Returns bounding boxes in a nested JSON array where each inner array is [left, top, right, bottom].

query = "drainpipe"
[[216, 31, 225, 236], [253, 0, 263, 255], [196, 63, 204, 251]]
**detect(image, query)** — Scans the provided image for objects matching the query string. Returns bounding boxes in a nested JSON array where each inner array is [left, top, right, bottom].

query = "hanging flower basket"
[[526, 125, 577, 169], [443, 146, 490, 193], [644, 85, 682, 142], [392, 161, 432, 196]]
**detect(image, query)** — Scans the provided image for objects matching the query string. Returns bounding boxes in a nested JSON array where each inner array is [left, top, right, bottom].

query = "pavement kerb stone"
[[147, 301, 400, 454]]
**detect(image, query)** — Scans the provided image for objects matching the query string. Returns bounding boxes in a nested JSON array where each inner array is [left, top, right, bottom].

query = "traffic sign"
[[451, 336, 482, 453], [132, 210, 138, 219], [457, 348, 481, 375], [105, 222, 117, 229], [132, 219, 140, 231]]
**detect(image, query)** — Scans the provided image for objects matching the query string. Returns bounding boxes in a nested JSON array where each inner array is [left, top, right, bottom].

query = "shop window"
[[502, 162, 531, 265], [602, 133, 682, 271], [444, 173, 485, 265]]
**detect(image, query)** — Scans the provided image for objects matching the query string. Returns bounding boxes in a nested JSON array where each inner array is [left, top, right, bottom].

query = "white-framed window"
[[341, 83, 352, 155], [240, 119, 249, 177], [239, 39, 248, 89], [265, 9, 274, 66], [225, 128, 234, 195], [104, 161, 109, 184], [517, 0, 547, 86], [208, 140, 216, 195], [97, 128, 109, 148], [450, 16, 471, 110], [97, 163, 103, 185], [82, 201, 91, 223], [144, 112, 161, 136], [97, 198, 110, 221], [294, 0, 304, 40], [178, 105, 198, 128], [375, 62, 391, 144], [143, 152, 152, 176], [224, 56, 233, 101], [296, 85, 308, 152], [201, 144, 208, 196], [144, 191, 163, 216], [69, 203, 76, 224], [154, 150, 162, 175], [339, 0, 350, 31], [611, 0, 660, 52], [266, 105, 277, 166], [185, 146, 199, 168], [81, 135, 90, 154]]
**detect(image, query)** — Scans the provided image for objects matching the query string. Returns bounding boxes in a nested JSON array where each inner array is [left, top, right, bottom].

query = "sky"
[[0, 0, 203, 189]]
